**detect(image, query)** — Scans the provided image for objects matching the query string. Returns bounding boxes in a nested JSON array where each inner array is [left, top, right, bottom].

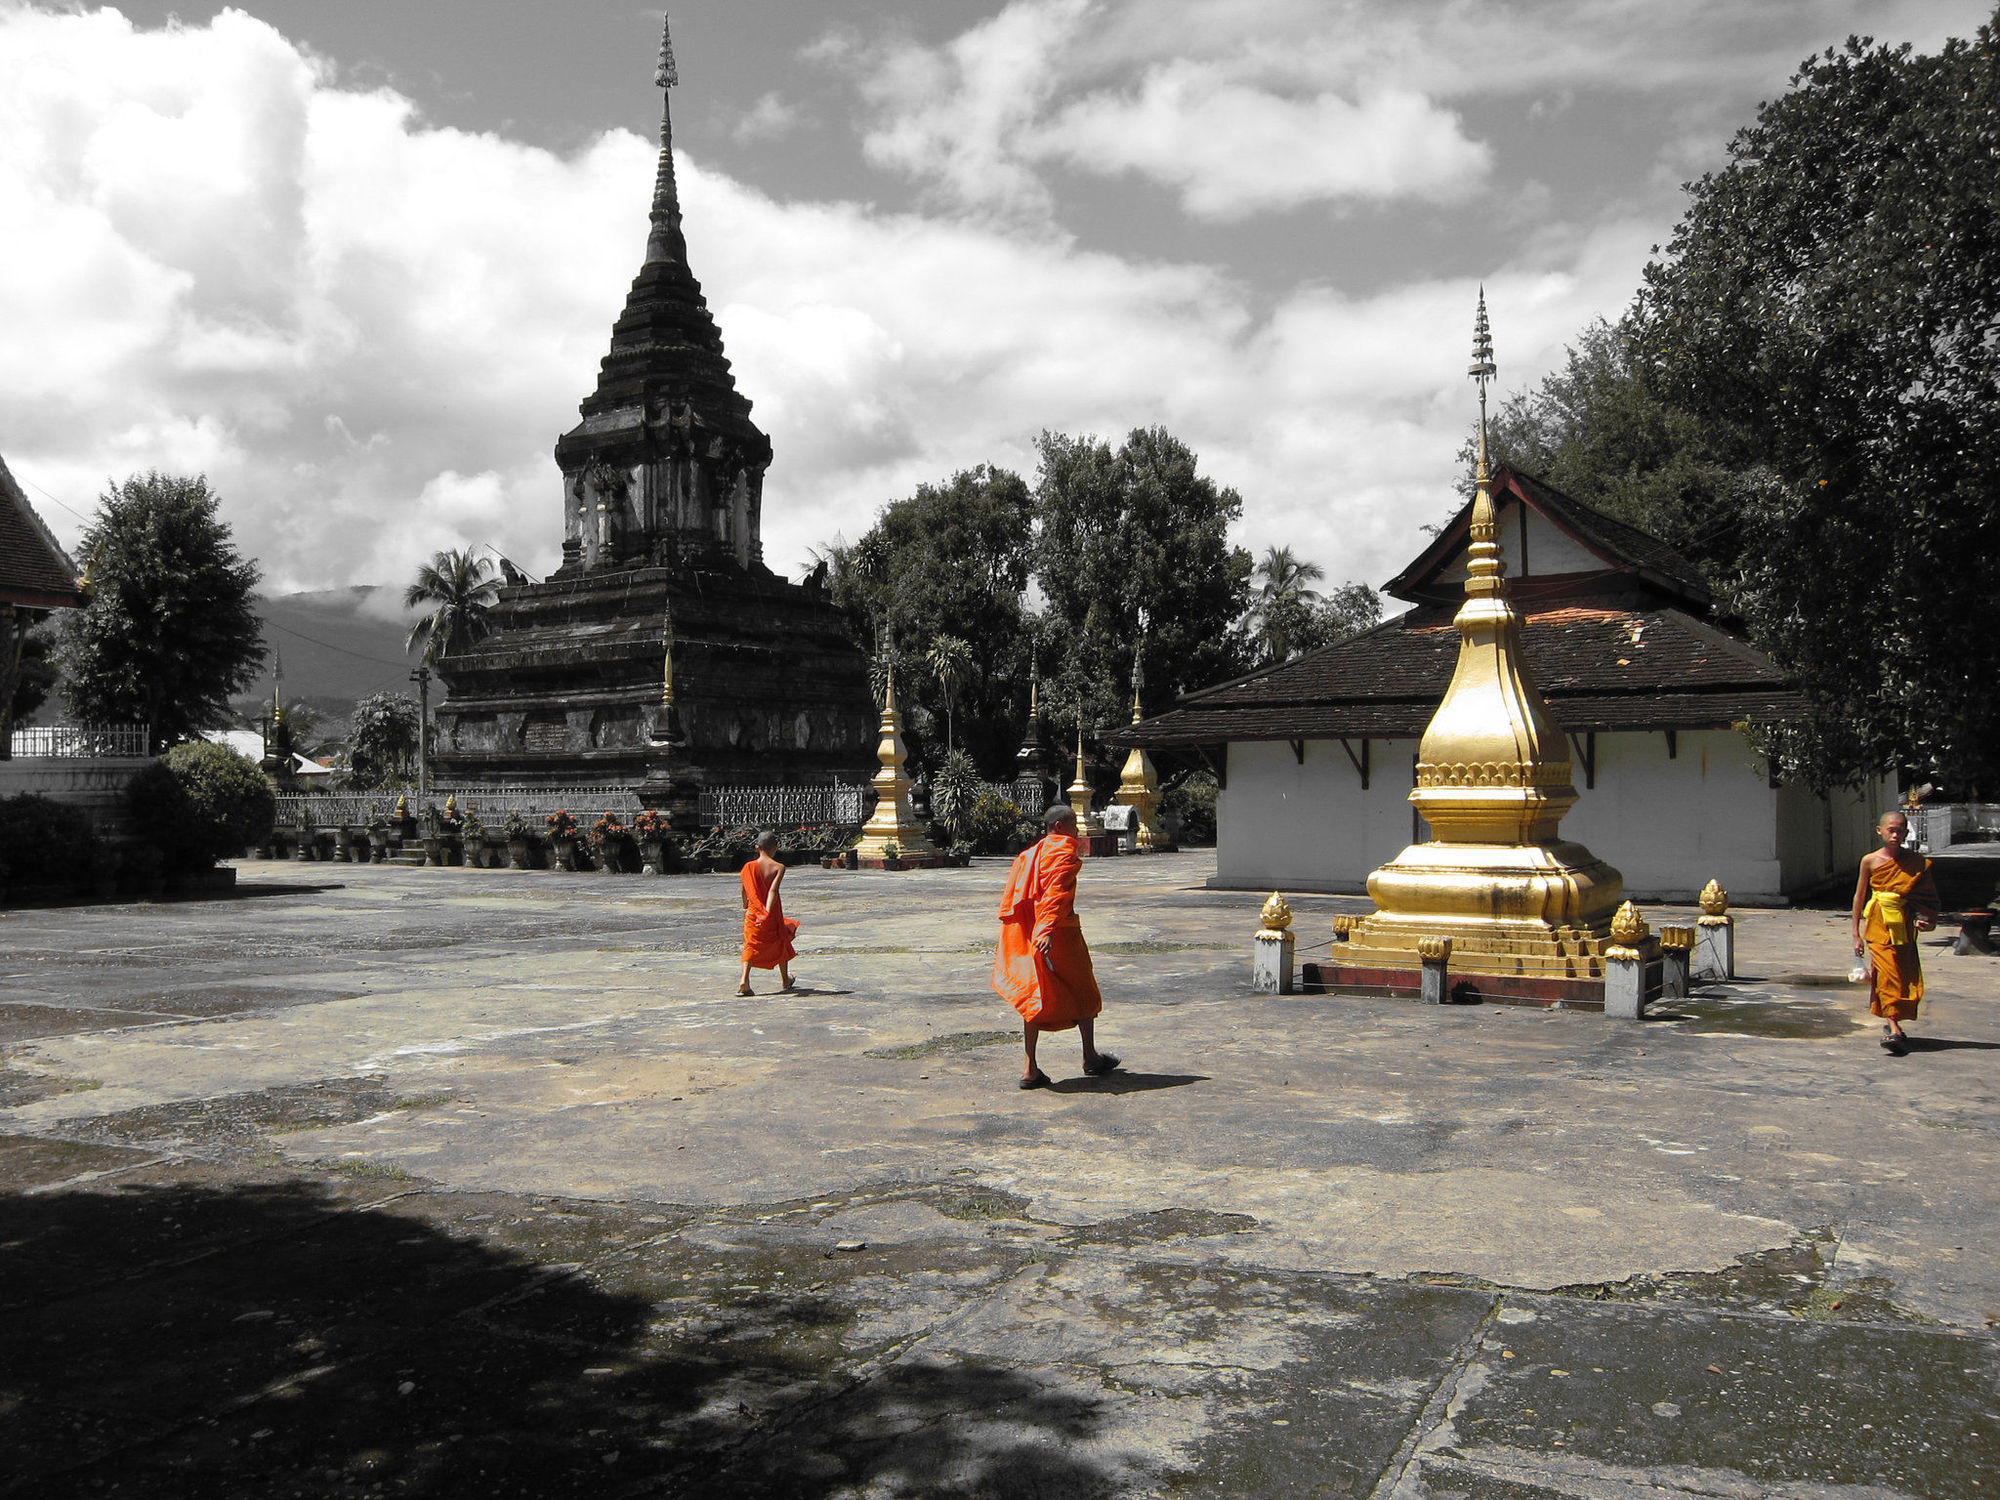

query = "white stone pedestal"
[[1694, 918, 1735, 982], [1417, 937, 1452, 1004], [1252, 931, 1295, 994], [1604, 952, 1647, 1019], [1659, 928, 1692, 1000]]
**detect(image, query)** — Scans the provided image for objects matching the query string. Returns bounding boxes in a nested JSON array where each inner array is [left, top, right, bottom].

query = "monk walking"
[[738, 830, 798, 995], [1852, 809, 1940, 1055], [994, 804, 1120, 1088]]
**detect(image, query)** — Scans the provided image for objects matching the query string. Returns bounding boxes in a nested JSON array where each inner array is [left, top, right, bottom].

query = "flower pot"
[[368, 831, 391, 862], [638, 838, 668, 875], [551, 835, 583, 872], [507, 837, 539, 870]]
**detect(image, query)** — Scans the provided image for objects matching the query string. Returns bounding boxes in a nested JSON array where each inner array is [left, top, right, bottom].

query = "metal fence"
[[274, 776, 1046, 830], [8, 724, 148, 758], [697, 783, 870, 827]]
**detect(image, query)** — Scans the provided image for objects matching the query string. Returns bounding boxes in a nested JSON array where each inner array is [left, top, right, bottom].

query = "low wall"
[[0, 756, 151, 839]]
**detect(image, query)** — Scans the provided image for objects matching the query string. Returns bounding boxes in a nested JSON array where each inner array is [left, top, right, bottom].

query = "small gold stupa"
[[1113, 653, 1167, 849], [1338, 293, 1623, 980], [853, 668, 938, 861]]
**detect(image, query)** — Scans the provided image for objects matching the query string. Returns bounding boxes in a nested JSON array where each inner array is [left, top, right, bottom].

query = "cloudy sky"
[[0, 0, 1985, 599]]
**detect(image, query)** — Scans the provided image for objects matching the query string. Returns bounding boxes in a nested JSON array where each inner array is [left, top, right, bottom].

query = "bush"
[[958, 789, 1024, 855], [931, 748, 984, 833], [0, 793, 100, 887], [129, 742, 276, 872], [1162, 770, 1218, 846]]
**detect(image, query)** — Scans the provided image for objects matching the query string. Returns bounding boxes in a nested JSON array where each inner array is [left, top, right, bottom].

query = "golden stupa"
[[1337, 293, 1624, 980]]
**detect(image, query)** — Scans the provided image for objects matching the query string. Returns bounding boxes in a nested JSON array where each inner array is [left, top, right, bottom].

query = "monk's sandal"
[[1881, 1027, 1908, 1056], [1019, 1069, 1052, 1090]]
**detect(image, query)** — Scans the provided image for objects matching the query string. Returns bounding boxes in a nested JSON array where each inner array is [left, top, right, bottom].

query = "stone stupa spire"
[[645, 13, 688, 266]]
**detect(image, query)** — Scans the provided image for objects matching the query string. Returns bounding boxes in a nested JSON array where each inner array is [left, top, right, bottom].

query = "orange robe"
[[740, 858, 799, 969], [992, 831, 1102, 1030], [1862, 855, 1937, 1022]]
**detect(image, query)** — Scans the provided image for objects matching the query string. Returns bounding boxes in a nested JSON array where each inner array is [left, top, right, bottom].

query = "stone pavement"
[[1, 852, 1996, 1498]]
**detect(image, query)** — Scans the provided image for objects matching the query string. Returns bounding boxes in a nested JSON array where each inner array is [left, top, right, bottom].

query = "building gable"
[[0, 454, 83, 611]]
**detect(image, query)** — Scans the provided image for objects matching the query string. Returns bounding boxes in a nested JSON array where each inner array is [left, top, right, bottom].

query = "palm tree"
[[1252, 545, 1325, 664], [405, 548, 500, 665], [928, 634, 972, 751]]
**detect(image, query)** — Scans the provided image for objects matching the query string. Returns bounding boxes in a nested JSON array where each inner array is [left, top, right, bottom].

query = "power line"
[[13, 468, 91, 525], [260, 614, 415, 671]]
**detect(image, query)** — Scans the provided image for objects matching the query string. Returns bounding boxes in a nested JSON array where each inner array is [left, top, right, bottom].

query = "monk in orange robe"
[[993, 804, 1118, 1088], [738, 830, 798, 995], [1851, 809, 1939, 1055]]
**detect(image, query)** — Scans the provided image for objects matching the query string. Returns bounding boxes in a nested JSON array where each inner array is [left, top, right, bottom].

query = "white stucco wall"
[[1214, 738, 1422, 893], [1213, 729, 1886, 903]]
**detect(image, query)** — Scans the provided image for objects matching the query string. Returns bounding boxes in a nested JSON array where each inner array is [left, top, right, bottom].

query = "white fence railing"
[[8, 724, 148, 759]]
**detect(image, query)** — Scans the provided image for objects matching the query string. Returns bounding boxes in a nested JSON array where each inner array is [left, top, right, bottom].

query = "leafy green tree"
[[127, 741, 276, 872], [405, 548, 499, 664], [1034, 427, 1253, 737], [1250, 546, 1324, 664], [348, 691, 422, 788], [1630, 22, 2000, 792], [57, 473, 265, 753], [824, 466, 1035, 774], [4, 625, 56, 728]]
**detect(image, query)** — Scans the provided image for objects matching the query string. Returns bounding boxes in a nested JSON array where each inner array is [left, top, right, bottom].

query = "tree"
[[405, 548, 499, 664], [57, 473, 265, 753], [348, 691, 422, 788], [927, 634, 972, 751], [5, 625, 56, 727], [1629, 22, 2000, 792], [1484, 18, 2000, 792], [1250, 546, 1324, 664], [823, 466, 1036, 774], [1291, 581, 1383, 656], [1034, 427, 1253, 736]]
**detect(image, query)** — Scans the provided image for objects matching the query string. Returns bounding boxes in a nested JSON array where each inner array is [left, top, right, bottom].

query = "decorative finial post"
[[1693, 878, 1736, 981], [1252, 892, 1296, 994], [1470, 285, 1496, 480]]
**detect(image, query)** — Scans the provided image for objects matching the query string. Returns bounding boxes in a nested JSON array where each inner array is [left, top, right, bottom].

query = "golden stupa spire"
[[1335, 292, 1624, 983], [852, 649, 936, 861]]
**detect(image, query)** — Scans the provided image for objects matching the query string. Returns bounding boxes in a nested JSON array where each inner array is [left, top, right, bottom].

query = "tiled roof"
[[1386, 467, 1710, 610], [1107, 605, 1802, 748], [0, 454, 82, 609]]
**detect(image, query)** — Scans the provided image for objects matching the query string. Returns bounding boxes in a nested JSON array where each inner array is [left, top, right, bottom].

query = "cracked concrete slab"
[[2, 853, 1996, 1496]]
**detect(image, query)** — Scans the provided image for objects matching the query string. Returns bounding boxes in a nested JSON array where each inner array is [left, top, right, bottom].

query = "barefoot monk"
[[738, 830, 798, 995], [994, 804, 1120, 1088]]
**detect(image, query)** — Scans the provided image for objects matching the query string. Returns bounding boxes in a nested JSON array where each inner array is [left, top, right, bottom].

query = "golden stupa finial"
[[655, 11, 678, 89], [1130, 638, 1144, 723], [1464, 288, 1503, 597], [1258, 892, 1293, 934]]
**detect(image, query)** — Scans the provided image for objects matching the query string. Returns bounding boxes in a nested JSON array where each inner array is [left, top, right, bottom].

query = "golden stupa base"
[[1314, 838, 1657, 1009]]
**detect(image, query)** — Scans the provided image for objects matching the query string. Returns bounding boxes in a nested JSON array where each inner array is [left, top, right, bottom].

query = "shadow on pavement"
[[1900, 1035, 2000, 1052], [1049, 1071, 1207, 1095], [0, 1181, 1116, 1499]]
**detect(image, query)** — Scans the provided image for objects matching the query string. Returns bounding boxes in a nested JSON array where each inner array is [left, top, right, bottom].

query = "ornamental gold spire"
[[645, 12, 688, 266], [1332, 293, 1625, 985]]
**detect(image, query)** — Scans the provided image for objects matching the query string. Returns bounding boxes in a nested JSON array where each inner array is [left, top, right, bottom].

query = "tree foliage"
[[1488, 18, 2000, 791], [825, 466, 1035, 774], [1034, 427, 1253, 734], [1249, 547, 1382, 665], [57, 473, 265, 753], [406, 548, 500, 664], [348, 691, 423, 788], [128, 741, 276, 872]]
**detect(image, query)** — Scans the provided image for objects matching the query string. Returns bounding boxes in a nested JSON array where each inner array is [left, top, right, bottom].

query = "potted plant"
[[546, 810, 584, 871], [947, 840, 973, 868], [634, 809, 674, 874], [881, 838, 903, 872], [367, 804, 393, 863], [293, 808, 318, 861], [591, 812, 633, 873], [504, 810, 541, 869]]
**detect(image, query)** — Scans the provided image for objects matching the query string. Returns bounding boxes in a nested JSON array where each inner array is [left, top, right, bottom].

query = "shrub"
[[1162, 770, 1218, 846], [959, 789, 1024, 855], [0, 793, 101, 887], [931, 748, 984, 833], [130, 742, 276, 872]]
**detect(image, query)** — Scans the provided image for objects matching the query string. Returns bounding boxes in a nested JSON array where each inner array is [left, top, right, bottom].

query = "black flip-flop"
[[1019, 1069, 1052, 1090], [1881, 1028, 1908, 1056], [1085, 1052, 1121, 1076]]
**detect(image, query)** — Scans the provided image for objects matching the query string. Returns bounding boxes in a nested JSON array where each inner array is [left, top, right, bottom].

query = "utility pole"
[[409, 666, 431, 796]]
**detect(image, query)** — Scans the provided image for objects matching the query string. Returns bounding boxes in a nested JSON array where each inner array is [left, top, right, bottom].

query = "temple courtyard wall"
[[1, 851, 1994, 1495], [1214, 730, 1888, 903]]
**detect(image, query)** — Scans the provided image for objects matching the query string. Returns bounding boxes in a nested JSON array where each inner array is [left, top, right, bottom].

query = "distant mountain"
[[239, 587, 424, 723]]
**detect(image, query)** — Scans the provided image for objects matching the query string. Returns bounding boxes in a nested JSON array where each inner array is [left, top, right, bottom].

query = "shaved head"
[[1045, 804, 1077, 830]]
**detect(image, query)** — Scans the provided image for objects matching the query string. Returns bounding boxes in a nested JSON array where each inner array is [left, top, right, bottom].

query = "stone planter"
[[368, 829, 392, 862], [420, 836, 445, 866], [551, 835, 586, 872], [507, 836, 542, 870], [313, 831, 339, 861], [475, 835, 508, 869]]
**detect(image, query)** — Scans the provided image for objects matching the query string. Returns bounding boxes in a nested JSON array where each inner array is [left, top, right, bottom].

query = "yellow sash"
[[1864, 889, 1912, 946]]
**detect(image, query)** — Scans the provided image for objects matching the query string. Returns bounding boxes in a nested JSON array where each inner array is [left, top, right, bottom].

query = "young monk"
[[738, 830, 798, 996], [1851, 809, 1940, 1055], [993, 803, 1120, 1088]]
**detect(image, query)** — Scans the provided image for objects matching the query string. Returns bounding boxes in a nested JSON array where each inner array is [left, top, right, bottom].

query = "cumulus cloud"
[[0, 2, 1655, 602], [730, 90, 802, 145]]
